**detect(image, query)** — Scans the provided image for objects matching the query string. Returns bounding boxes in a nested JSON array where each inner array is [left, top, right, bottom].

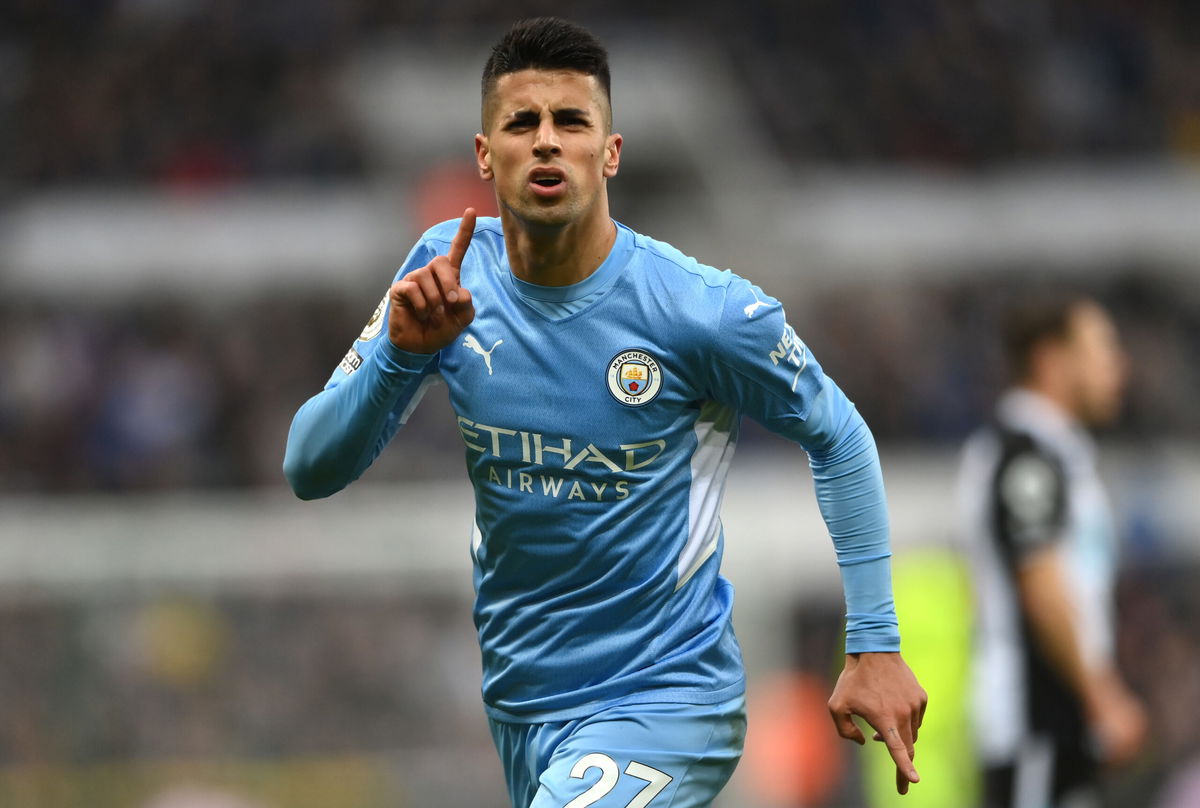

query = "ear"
[[603, 133, 622, 178], [1028, 339, 1066, 388], [475, 134, 493, 181]]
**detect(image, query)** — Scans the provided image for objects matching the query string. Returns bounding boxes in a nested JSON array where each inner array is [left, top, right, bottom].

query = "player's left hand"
[[828, 651, 927, 795]]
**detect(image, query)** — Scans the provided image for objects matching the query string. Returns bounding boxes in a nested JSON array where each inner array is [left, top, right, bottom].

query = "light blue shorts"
[[488, 695, 746, 808]]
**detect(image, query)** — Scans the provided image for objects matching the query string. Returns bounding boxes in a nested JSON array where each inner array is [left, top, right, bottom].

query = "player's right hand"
[[388, 208, 477, 354], [1087, 672, 1147, 767]]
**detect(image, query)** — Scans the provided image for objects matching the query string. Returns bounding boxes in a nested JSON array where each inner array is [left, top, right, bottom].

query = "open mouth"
[[529, 168, 566, 191]]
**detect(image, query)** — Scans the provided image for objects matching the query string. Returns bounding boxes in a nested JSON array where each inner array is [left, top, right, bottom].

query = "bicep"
[[1016, 544, 1070, 606]]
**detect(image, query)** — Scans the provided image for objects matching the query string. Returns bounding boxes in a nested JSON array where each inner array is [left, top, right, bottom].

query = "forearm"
[[802, 380, 899, 652], [1018, 552, 1109, 706], [283, 341, 435, 499]]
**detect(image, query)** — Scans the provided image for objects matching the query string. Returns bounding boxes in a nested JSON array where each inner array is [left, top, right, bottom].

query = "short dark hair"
[[1002, 294, 1090, 381], [481, 17, 612, 128]]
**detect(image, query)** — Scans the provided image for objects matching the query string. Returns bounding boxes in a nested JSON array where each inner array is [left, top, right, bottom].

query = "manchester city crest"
[[607, 349, 663, 406]]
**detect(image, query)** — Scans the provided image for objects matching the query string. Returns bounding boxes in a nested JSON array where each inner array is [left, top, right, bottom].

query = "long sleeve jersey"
[[284, 217, 900, 722]]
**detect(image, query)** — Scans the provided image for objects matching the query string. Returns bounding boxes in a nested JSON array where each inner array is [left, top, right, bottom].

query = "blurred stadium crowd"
[[3, 0, 1200, 493], [3, 0, 1200, 186], [0, 593, 480, 762], [0, 591, 496, 806]]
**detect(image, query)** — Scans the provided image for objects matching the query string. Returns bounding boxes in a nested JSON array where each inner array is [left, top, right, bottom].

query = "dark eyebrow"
[[505, 109, 539, 125], [554, 108, 590, 122]]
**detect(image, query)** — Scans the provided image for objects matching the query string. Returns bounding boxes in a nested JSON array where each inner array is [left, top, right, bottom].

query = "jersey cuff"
[[840, 554, 900, 653], [845, 621, 902, 654], [845, 638, 902, 654]]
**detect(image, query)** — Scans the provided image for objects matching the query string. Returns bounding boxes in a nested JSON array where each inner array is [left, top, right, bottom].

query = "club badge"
[[607, 349, 663, 407]]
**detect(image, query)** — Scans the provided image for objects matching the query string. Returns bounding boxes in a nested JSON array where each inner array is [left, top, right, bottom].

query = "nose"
[[532, 119, 562, 158]]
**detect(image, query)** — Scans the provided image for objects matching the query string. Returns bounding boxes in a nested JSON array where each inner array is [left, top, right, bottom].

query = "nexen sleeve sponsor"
[[768, 323, 809, 392]]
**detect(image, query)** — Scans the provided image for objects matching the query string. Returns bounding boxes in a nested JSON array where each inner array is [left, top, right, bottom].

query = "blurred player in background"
[[285, 16, 925, 807], [958, 296, 1147, 808]]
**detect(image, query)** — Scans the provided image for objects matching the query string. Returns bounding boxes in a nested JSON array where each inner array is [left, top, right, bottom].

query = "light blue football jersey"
[[285, 217, 900, 722]]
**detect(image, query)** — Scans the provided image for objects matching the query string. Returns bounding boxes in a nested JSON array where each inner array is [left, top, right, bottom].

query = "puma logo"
[[743, 290, 770, 318], [463, 334, 504, 375]]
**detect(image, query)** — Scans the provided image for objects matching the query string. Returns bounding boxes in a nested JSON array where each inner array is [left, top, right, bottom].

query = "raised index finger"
[[446, 207, 477, 270]]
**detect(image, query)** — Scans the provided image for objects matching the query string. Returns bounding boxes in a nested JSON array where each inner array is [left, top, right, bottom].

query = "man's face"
[[1064, 302, 1128, 427], [475, 69, 621, 229]]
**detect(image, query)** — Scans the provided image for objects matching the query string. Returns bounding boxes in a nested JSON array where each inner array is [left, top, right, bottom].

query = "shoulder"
[[624, 226, 737, 291], [620, 225, 772, 325], [995, 430, 1066, 499], [990, 427, 1069, 552], [635, 228, 783, 315], [617, 228, 765, 356]]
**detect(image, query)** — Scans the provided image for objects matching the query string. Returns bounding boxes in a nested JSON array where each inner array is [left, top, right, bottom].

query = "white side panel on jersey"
[[677, 401, 738, 591], [470, 520, 483, 564]]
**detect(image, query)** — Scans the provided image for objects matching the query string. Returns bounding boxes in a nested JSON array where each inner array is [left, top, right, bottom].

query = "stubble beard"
[[505, 184, 598, 232]]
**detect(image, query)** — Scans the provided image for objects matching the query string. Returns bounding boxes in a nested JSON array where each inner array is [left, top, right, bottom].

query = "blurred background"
[[1, 1, 1199, 806]]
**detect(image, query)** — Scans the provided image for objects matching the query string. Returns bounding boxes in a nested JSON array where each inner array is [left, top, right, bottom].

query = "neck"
[[501, 203, 616, 286], [1019, 378, 1077, 422]]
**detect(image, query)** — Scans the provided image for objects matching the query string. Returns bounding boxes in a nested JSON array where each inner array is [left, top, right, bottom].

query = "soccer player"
[[958, 296, 1147, 808], [284, 17, 925, 807]]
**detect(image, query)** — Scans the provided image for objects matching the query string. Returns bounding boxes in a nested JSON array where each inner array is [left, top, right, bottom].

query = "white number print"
[[562, 754, 674, 808], [622, 761, 674, 808], [563, 754, 619, 808]]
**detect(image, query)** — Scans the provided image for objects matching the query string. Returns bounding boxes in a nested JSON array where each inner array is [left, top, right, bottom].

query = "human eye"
[[555, 110, 590, 129], [505, 113, 537, 131]]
